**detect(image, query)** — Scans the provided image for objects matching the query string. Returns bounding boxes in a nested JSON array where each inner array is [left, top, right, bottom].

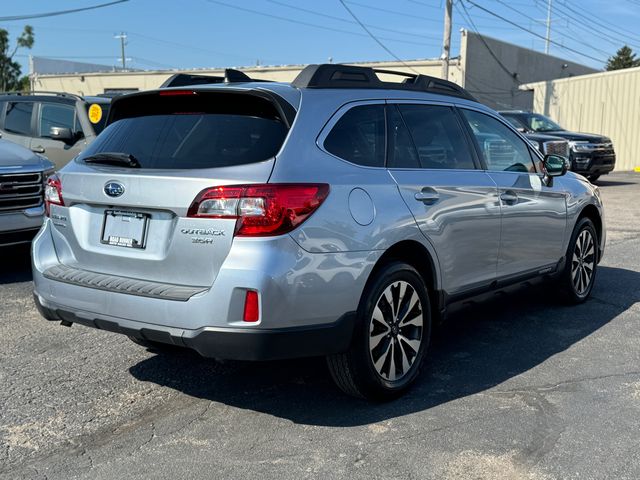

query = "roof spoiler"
[[160, 69, 268, 88], [291, 64, 476, 101]]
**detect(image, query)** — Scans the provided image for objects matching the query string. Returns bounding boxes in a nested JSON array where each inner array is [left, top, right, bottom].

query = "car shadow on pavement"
[[129, 266, 638, 427], [0, 244, 33, 284], [593, 179, 637, 187]]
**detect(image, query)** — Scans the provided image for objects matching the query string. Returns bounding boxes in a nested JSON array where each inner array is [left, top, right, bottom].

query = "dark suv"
[[0, 92, 111, 170], [499, 111, 615, 182]]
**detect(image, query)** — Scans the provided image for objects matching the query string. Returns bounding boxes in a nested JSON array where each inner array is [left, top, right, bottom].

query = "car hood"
[[0, 139, 54, 172], [540, 131, 610, 143], [523, 132, 567, 142]]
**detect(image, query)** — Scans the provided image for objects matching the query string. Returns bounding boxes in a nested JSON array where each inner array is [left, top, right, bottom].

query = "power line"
[[130, 57, 175, 69], [346, 0, 522, 31], [346, 1, 439, 22], [204, 0, 437, 47], [457, 1, 517, 79], [126, 32, 271, 63], [463, 0, 606, 63], [337, 0, 419, 73], [265, 0, 440, 41], [0, 0, 128, 21], [404, 0, 442, 11], [490, 0, 612, 57], [550, 0, 640, 49], [526, 1, 628, 53]]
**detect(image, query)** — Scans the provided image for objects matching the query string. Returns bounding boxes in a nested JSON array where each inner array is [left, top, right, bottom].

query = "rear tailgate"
[[48, 88, 292, 288]]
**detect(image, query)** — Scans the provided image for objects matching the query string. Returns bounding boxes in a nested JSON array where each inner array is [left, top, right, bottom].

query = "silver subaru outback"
[[32, 65, 605, 400]]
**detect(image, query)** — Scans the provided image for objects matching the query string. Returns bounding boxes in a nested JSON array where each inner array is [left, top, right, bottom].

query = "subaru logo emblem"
[[104, 181, 125, 198]]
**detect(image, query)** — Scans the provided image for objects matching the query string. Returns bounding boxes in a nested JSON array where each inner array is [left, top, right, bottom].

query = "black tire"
[[128, 336, 184, 354], [326, 262, 431, 401], [558, 217, 598, 304], [588, 174, 601, 183]]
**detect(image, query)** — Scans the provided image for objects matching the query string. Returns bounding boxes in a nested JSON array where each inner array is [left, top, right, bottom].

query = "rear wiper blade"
[[83, 152, 141, 168]]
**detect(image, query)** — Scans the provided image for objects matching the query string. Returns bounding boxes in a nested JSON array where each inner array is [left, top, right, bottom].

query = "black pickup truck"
[[499, 111, 615, 182]]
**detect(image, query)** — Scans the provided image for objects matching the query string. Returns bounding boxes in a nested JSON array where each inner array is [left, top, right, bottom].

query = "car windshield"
[[502, 115, 528, 130], [524, 114, 564, 133]]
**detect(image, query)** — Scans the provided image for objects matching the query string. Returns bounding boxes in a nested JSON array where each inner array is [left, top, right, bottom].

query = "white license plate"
[[101, 210, 149, 249]]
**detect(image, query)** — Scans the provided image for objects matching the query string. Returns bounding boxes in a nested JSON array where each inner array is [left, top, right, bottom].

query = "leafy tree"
[[0, 26, 34, 91], [605, 45, 640, 71]]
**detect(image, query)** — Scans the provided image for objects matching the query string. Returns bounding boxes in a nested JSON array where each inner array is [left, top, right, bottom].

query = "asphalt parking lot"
[[1, 172, 639, 480]]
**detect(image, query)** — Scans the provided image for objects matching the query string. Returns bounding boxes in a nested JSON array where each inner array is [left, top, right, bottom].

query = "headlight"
[[570, 141, 590, 152]]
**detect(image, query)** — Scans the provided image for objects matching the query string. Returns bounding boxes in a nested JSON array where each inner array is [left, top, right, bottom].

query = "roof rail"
[[160, 68, 268, 88], [0, 90, 82, 100], [291, 64, 476, 101]]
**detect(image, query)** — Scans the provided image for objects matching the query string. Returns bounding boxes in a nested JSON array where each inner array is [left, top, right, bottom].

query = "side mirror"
[[543, 154, 568, 177], [50, 126, 74, 144]]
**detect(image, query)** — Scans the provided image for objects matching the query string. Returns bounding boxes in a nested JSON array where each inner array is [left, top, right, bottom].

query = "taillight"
[[187, 184, 329, 237], [44, 174, 64, 216]]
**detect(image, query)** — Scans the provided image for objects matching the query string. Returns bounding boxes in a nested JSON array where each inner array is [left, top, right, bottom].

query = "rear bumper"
[[34, 293, 356, 360]]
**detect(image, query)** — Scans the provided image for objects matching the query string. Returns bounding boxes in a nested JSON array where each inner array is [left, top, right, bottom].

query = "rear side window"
[[398, 105, 475, 170], [324, 104, 385, 167], [79, 92, 288, 169], [5, 102, 34, 135]]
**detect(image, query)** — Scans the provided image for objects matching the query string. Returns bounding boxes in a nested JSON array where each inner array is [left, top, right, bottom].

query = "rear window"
[[79, 92, 287, 169]]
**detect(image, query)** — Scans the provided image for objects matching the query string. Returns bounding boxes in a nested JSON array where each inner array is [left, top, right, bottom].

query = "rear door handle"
[[414, 187, 440, 204], [31, 146, 45, 154], [500, 191, 518, 205]]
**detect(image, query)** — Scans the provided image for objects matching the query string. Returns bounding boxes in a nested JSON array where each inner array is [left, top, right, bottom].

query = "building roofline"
[[33, 57, 461, 79], [520, 65, 640, 89]]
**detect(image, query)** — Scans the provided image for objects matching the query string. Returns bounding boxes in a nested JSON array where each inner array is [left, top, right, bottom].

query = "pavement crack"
[[494, 370, 640, 394], [137, 422, 156, 452]]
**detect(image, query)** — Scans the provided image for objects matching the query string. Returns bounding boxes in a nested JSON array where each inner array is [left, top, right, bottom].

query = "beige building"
[[32, 31, 595, 111], [32, 58, 460, 97], [521, 66, 640, 171]]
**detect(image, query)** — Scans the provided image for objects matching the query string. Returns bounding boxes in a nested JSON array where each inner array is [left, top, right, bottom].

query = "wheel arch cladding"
[[578, 204, 602, 250], [366, 240, 440, 316]]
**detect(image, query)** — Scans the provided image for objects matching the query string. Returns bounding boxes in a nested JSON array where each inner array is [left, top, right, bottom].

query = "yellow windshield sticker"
[[88, 103, 103, 124]]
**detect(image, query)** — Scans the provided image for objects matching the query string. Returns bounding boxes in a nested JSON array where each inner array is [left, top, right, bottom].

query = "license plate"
[[101, 210, 149, 249]]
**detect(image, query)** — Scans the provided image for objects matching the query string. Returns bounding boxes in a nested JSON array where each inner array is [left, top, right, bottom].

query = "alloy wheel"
[[572, 229, 595, 296], [368, 281, 424, 382]]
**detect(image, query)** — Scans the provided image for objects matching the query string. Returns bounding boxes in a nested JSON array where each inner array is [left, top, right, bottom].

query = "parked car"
[[499, 110, 615, 182], [32, 65, 605, 400], [521, 131, 569, 159], [0, 139, 53, 246], [0, 92, 111, 170]]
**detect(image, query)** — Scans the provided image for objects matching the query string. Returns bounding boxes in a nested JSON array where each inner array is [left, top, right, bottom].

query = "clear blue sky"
[[2, 0, 640, 74]]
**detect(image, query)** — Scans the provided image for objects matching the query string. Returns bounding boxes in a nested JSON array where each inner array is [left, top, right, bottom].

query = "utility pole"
[[114, 32, 127, 69], [441, 0, 453, 80], [545, 0, 552, 54]]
